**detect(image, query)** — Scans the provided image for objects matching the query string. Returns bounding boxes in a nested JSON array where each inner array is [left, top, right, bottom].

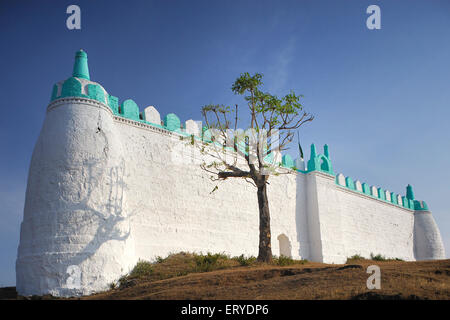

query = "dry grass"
[[114, 252, 306, 289], [3, 253, 449, 300], [84, 254, 450, 300]]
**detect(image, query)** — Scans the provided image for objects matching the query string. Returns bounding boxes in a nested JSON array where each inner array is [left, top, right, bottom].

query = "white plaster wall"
[[305, 173, 324, 262], [114, 121, 307, 262], [312, 173, 415, 263], [413, 211, 446, 260], [310, 173, 346, 263], [17, 99, 446, 297], [16, 98, 137, 297]]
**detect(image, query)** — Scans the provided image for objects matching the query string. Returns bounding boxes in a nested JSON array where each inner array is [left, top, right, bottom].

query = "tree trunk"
[[257, 182, 272, 262]]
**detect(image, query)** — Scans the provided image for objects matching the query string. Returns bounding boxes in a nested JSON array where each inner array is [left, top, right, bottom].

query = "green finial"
[[406, 184, 415, 200], [307, 143, 334, 175], [72, 49, 90, 80], [324, 144, 329, 158], [310, 144, 317, 158]]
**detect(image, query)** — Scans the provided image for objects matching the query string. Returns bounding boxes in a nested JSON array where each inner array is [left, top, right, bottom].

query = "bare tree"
[[198, 72, 313, 262]]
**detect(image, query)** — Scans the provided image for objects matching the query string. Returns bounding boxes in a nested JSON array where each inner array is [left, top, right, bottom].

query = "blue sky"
[[0, 0, 449, 286]]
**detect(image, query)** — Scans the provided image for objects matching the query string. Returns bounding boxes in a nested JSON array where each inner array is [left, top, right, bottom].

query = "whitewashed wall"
[[16, 98, 137, 297], [17, 99, 445, 297], [414, 211, 446, 260], [311, 173, 415, 263], [115, 121, 307, 261], [115, 118, 429, 265]]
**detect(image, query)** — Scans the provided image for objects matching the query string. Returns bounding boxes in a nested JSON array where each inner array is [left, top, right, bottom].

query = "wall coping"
[[46, 98, 424, 212], [307, 170, 335, 180], [334, 183, 414, 213], [112, 115, 310, 176], [113, 114, 180, 138], [47, 97, 113, 115]]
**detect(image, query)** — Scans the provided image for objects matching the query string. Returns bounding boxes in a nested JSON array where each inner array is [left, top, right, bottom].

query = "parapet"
[[51, 77, 108, 103], [47, 50, 432, 217], [335, 173, 426, 211]]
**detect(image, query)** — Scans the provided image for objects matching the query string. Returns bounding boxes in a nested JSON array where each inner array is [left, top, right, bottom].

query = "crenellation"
[[414, 200, 429, 211], [143, 105, 160, 124], [378, 187, 386, 200], [164, 113, 181, 131], [355, 180, 362, 192], [390, 192, 398, 205], [345, 176, 355, 190], [120, 99, 140, 121], [385, 190, 391, 202], [185, 119, 201, 136], [282, 154, 294, 168], [87, 83, 105, 103], [371, 186, 378, 197], [108, 95, 119, 114], [401, 196, 408, 208], [334, 173, 423, 212], [397, 194, 403, 206], [336, 173, 345, 186], [61, 77, 83, 98], [362, 182, 370, 195]]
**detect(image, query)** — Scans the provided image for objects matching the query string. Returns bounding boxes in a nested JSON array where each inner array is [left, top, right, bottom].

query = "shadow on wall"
[[295, 173, 310, 260], [17, 120, 139, 296], [71, 158, 129, 261], [57, 119, 132, 265], [53, 154, 138, 296]]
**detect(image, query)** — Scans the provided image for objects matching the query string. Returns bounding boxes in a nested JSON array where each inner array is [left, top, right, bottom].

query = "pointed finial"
[[406, 184, 415, 200], [72, 49, 90, 80], [310, 143, 317, 159], [324, 144, 329, 158]]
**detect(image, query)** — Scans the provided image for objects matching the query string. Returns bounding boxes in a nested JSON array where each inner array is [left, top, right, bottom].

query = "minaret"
[[72, 49, 90, 80]]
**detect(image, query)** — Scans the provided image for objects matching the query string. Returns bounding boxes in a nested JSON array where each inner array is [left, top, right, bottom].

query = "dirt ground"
[[3, 258, 448, 300]]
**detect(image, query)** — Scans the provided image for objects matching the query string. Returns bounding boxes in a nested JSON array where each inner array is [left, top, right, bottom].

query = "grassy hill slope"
[[3, 253, 450, 300]]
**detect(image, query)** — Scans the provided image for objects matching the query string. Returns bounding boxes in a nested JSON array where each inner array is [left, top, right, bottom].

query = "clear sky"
[[0, 0, 449, 286]]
